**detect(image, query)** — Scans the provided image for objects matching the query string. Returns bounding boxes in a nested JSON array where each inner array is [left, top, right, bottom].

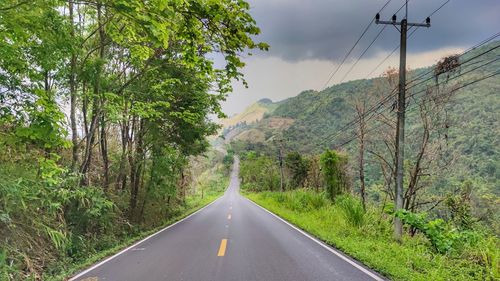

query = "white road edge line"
[[69, 196, 224, 280], [245, 197, 386, 281]]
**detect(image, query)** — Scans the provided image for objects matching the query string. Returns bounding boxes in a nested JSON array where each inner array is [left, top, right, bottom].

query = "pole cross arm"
[[376, 16, 431, 28], [408, 22, 431, 27]]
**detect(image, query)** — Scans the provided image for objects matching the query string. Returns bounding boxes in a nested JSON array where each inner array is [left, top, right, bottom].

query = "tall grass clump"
[[287, 190, 327, 212], [336, 195, 365, 228]]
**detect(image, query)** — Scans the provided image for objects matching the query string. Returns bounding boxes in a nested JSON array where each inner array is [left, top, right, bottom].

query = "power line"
[[364, 0, 451, 79], [306, 31, 500, 151], [407, 57, 500, 100], [342, 51, 499, 143], [318, 40, 500, 148], [338, 2, 409, 84], [408, 42, 500, 89], [320, 0, 393, 90], [331, 62, 500, 149], [428, 0, 451, 18], [331, 69, 500, 149], [365, 45, 399, 78], [339, 26, 387, 83], [326, 25, 498, 147]]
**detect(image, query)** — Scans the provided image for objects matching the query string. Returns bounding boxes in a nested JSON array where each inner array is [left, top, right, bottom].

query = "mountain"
[[220, 98, 281, 129]]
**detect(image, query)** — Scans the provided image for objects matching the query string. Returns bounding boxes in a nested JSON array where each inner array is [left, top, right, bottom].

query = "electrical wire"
[[364, 0, 452, 79], [320, 0, 394, 90], [328, 62, 500, 149], [314, 39, 500, 148]]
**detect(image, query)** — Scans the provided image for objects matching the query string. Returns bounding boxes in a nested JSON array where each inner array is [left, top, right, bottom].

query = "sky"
[[220, 0, 500, 116]]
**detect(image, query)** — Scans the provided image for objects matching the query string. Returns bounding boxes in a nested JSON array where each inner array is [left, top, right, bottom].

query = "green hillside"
[[220, 98, 281, 129]]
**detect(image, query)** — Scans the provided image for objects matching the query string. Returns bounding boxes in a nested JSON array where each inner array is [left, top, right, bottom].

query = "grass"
[[245, 190, 498, 281]]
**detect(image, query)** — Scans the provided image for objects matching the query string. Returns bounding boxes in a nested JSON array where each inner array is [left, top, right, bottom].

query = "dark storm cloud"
[[249, 0, 500, 62]]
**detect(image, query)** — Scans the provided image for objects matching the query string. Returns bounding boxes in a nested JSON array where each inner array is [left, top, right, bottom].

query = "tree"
[[368, 61, 459, 227], [352, 94, 372, 210], [285, 151, 308, 188], [304, 155, 323, 192], [320, 150, 350, 201]]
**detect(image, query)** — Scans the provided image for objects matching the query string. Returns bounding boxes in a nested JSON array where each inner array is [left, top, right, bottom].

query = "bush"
[[336, 195, 365, 228], [395, 210, 482, 254], [0, 159, 117, 279], [258, 190, 327, 212]]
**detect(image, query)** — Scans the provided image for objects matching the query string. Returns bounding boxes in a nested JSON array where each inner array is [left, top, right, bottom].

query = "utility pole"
[[278, 138, 284, 192], [375, 1, 430, 241]]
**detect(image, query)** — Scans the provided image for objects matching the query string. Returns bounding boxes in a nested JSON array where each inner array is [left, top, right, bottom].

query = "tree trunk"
[[97, 1, 109, 189], [81, 1, 106, 186], [80, 102, 99, 185], [116, 118, 128, 191], [100, 113, 109, 189], [116, 99, 129, 191], [359, 134, 366, 210], [129, 119, 144, 221], [69, 0, 79, 171]]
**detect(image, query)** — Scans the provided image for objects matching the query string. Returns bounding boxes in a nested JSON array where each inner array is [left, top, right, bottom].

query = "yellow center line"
[[227, 214, 231, 220], [217, 239, 227, 256]]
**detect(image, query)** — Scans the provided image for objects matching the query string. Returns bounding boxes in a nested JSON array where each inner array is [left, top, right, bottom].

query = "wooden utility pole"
[[278, 138, 284, 192], [375, 2, 430, 240], [355, 101, 367, 211]]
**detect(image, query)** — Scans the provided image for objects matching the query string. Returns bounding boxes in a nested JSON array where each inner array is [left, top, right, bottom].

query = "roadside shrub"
[[477, 236, 500, 280], [396, 210, 482, 254], [336, 195, 365, 228], [274, 192, 286, 203], [0, 159, 117, 279]]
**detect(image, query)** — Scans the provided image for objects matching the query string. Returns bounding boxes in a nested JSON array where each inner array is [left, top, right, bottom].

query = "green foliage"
[[0, 162, 117, 278], [239, 152, 280, 192], [38, 154, 67, 187], [10, 90, 70, 150], [260, 190, 327, 212], [395, 210, 482, 254], [445, 180, 474, 230], [320, 150, 349, 201], [336, 195, 365, 228], [223, 149, 235, 174], [285, 151, 309, 188]]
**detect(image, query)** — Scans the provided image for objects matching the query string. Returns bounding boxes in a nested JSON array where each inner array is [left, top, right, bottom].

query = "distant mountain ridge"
[[220, 98, 281, 129]]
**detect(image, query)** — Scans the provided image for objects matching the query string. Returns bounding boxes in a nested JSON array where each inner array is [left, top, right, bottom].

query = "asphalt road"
[[71, 159, 385, 281]]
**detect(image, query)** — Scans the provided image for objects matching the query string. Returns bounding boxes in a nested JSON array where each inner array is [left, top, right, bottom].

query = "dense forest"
[[0, 0, 266, 279], [232, 41, 500, 280]]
